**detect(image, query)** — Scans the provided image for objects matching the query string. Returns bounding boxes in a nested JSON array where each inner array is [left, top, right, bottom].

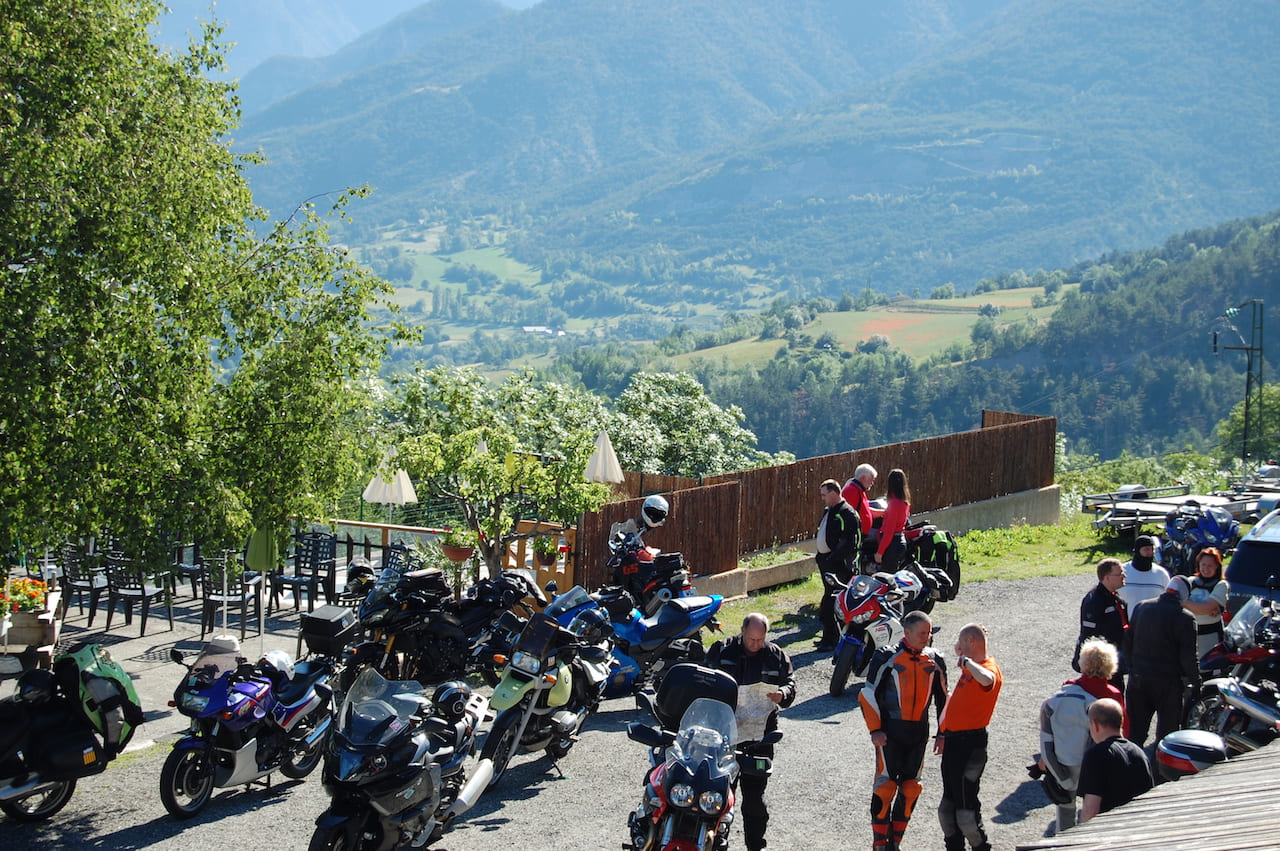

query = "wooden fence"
[[575, 411, 1056, 579]]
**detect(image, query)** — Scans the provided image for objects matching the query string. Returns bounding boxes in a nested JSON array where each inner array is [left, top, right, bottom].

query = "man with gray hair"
[[842, 463, 879, 538], [705, 613, 796, 851]]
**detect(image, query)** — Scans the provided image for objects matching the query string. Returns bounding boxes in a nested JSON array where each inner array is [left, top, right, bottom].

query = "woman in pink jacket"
[[875, 468, 910, 572]]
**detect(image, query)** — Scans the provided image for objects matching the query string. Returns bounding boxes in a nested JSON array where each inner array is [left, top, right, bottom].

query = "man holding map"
[[705, 613, 797, 851]]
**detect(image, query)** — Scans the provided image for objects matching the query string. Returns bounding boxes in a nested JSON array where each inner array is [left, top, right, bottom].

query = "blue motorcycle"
[[1163, 501, 1241, 575], [547, 584, 723, 699]]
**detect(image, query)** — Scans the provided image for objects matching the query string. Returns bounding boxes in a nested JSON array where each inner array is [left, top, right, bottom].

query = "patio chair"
[[268, 531, 336, 614], [103, 555, 174, 636], [59, 542, 107, 628], [199, 554, 261, 640]]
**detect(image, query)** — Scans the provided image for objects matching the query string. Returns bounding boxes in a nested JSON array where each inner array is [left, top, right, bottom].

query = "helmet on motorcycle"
[[432, 681, 472, 722], [16, 668, 57, 704], [568, 605, 613, 644], [345, 559, 376, 598], [641, 495, 669, 528], [258, 649, 295, 682]]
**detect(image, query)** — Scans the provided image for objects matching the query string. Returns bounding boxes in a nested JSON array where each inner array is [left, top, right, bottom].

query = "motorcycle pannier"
[[301, 604, 358, 656], [52, 644, 144, 758], [653, 663, 738, 731], [31, 725, 106, 781]]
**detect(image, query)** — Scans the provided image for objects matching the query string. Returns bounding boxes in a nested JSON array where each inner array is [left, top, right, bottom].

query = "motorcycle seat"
[[636, 597, 715, 649], [274, 661, 329, 705]]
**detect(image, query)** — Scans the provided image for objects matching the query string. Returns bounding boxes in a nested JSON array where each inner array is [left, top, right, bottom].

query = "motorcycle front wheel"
[[308, 818, 377, 851], [160, 748, 215, 819], [1184, 684, 1226, 731], [830, 642, 857, 697], [480, 709, 523, 787], [0, 779, 76, 822]]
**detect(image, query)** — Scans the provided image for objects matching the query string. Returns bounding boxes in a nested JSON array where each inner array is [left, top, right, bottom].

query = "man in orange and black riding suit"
[[860, 610, 949, 851]]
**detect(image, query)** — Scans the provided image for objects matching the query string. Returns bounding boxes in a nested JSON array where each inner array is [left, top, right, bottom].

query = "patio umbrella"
[[585, 429, 625, 484], [362, 448, 419, 521]]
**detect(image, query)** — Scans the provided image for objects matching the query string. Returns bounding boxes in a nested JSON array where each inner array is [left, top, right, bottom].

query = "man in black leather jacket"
[[1074, 558, 1129, 690], [705, 613, 797, 851], [1122, 575, 1199, 748], [815, 479, 861, 650]]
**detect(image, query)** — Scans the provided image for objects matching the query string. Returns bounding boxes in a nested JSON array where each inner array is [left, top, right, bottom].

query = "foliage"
[[392, 367, 610, 575], [0, 0, 398, 559], [1214, 383, 1280, 466], [609, 372, 793, 477], [533, 535, 559, 557], [1, 577, 47, 613], [438, 527, 476, 549]]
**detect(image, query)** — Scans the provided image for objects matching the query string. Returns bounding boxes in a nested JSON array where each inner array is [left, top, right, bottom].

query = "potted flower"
[[1, 576, 61, 651], [438, 528, 476, 563], [532, 536, 559, 566]]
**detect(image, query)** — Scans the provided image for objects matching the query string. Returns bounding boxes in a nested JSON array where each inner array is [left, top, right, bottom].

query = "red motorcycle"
[[827, 571, 920, 697]]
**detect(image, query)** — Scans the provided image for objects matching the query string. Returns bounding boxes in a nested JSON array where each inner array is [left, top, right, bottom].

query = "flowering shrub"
[[1, 577, 48, 613]]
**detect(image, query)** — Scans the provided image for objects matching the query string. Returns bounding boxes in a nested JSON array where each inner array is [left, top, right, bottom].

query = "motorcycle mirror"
[[169, 648, 185, 664], [578, 645, 610, 664], [545, 580, 558, 596], [761, 729, 784, 746], [634, 690, 658, 721]]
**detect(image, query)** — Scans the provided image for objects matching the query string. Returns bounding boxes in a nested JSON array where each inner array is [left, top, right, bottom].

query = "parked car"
[[1225, 509, 1280, 614]]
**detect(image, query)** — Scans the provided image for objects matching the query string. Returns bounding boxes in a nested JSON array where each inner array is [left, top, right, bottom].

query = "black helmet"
[[432, 681, 472, 722], [568, 605, 613, 644], [642, 495, 669, 528], [16, 668, 57, 704]]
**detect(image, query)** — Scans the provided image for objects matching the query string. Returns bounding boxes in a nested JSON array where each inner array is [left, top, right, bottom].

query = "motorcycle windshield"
[[845, 575, 885, 597], [513, 612, 560, 658], [545, 585, 593, 620], [358, 564, 406, 620], [338, 667, 427, 746], [1227, 598, 1264, 649], [188, 644, 243, 684], [669, 698, 738, 772]]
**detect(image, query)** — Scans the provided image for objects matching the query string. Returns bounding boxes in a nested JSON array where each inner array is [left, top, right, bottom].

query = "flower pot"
[[2, 590, 61, 649], [441, 545, 475, 563], [534, 551, 557, 567]]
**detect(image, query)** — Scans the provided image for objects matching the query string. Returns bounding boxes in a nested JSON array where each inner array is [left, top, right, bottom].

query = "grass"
[[716, 514, 1128, 637]]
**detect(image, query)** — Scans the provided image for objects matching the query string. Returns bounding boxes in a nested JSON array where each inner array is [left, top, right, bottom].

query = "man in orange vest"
[[935, 623, 1003, 851]]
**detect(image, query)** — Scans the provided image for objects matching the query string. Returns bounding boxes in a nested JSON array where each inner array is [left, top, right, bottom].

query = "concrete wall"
[[693, 485, 1061, 600]]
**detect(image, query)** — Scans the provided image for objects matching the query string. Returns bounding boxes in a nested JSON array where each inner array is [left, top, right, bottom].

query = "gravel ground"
[[0, 574, 1091, 850]]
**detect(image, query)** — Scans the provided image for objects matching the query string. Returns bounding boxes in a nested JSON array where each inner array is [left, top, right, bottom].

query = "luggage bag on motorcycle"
[[29, 724, 106, 781], [652, 663, 737, 731], [52, 644, 143, 758], [907, 527, 961, 601], [301, 604, 359, 656]]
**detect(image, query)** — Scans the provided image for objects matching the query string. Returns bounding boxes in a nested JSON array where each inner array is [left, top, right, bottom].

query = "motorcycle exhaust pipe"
[[445, 758, 494, 820], [0, 777, 59, 801], [305, 714, 333, 747]]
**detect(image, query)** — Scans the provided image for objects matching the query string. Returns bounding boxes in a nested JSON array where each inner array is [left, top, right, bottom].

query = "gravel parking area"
[[1, 573, 1091, 850]]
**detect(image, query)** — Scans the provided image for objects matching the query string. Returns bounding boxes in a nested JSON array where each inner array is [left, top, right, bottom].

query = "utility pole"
[[1213, 299, 1264, 466]]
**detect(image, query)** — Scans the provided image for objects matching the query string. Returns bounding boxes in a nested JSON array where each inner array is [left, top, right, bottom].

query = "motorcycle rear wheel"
[[1184, 684, 1226, 730], [0, 779, 76, 822], [280, 732, 325, 779], [829, 643, 857, 697], [160, 748, 215, 819], [480, 709, 522, 788]]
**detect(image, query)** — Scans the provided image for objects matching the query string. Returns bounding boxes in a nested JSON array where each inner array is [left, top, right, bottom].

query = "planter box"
[[1, 590, 62, 649]]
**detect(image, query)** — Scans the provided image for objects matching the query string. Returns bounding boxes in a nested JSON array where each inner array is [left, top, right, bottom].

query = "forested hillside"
[[550, 213, 1280, 462]]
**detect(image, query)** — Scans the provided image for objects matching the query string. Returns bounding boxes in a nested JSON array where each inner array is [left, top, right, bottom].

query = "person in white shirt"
[[1185, 547, 1229, 660], [1117, 535, 1169, 613]]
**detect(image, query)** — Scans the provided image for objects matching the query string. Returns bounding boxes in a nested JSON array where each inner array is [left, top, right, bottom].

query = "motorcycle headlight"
[[180, 692, 210, 713], [668, 783, 694, 808], [511, 651, 541, 675], [853, 610, 875, 624], [698, 791, 725, 814]]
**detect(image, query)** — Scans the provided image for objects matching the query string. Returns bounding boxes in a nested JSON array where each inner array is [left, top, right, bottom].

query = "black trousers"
[[739, 741, 776, 851], [1126, 674, 1184, 747], [938, 729, 990, 850], [816, 554, 852, 645]]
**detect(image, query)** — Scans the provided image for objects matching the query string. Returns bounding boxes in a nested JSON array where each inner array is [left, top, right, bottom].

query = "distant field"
[[671, 285, 1075, 367]]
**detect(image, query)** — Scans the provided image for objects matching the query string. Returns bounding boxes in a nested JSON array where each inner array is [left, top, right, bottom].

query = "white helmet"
[[642, 495, 669, 528], [259, 649, 295, 681]]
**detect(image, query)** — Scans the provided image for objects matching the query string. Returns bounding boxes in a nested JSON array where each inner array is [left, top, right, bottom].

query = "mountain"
[[237, 0, 1015, 216], [153, 0, 427, 79], [236, 0, 510, 116], [538, 0, 1280, 296]]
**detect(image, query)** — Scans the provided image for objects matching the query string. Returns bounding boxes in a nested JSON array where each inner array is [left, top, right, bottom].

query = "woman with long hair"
[[875, 468, 911, 573]]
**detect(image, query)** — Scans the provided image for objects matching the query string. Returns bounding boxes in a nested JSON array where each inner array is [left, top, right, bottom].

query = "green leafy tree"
[[0, 0, 397, 560], [392, 368, 610, 576], [1215, 383, 1280, 464], [609, 372, 792, 477]]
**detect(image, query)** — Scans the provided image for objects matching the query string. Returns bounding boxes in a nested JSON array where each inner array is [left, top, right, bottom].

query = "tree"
[[0, 1, 397, 559], [1214, 383, 1280, 465], [609, 372, 791, 477], [392, 368, 611, 576]]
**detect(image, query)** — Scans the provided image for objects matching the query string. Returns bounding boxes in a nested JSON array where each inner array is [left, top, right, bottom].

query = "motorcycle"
[[343, 558, 544, 691], [480, 587, 614, 787], [1163, 500, 1240, 575], [308, 668, 492, 851], [160, 636, 336, 818], [1186, 590, 1280, 753], [828, 570, 922, 697], [624, 663, 781, 851], [0, 645, 141, 822], [609, 529, 697, 616]]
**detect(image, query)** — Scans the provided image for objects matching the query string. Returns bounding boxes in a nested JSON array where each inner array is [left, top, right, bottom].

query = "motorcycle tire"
[[308, 819, 374, 851], [830, 643, 858, 697], [280, 733, 325, 780], [0, 778, 76, 822], [480, 709, 522, 788], [1184, 683, 1227, 731], [160, 748, 215, 819]]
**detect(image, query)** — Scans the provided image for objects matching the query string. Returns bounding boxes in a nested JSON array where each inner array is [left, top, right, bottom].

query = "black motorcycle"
[[342, 562, 545, 691], [309, 668, 491, 851], [608, 529, 697, 616]]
